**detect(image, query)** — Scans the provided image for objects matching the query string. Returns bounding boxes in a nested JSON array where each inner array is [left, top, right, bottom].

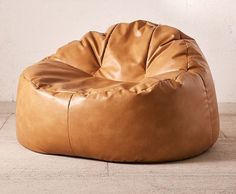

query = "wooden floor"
[[0, 102, 235, 194]]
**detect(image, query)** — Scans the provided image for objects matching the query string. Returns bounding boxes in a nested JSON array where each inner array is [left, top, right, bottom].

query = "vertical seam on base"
[[183, 38, 213, 145], [196, 73, 214, 145], [67, 93, 74, 155]]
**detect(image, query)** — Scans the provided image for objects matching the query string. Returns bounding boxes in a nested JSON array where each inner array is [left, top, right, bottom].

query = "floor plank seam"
[[220, 131, 228, 139], [0, 113, 13, 130], [106, 163, 109, 176]]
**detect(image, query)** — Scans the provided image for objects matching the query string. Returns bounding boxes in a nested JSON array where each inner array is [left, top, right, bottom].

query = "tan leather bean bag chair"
[[16, 20, 219, 162]]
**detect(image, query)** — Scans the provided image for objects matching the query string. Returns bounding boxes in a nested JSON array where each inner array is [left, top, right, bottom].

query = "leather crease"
[[67, 93, 74, 155]]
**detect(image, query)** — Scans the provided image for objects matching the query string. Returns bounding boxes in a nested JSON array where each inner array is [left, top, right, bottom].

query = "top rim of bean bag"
[[21, 20, 202, 96]]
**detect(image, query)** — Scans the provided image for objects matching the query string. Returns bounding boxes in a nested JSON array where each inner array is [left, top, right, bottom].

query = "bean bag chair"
[[16, 20, 219, 162]]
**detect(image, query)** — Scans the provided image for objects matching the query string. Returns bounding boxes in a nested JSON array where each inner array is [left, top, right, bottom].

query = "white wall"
[[0, 0, 235, 102]]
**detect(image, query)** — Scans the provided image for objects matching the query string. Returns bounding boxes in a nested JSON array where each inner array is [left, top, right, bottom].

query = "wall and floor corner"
[[0, 0, 236, 103]]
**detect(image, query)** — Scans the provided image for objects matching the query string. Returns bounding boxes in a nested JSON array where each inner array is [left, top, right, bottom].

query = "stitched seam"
[[21, 74, 76, 153], [182, 40, 189, 71], [174, 70, 186, 81], [179, 29, 189, 71], [22, 74, 40, 89], [100, 24, 119, 65], [183, 37, 213, 144], [92, 24, 119, 76], [145, 25, 158, 71], [22, 74, 76, 94], [21, 72, 181, 96], [183, 39, 213, 145], [170, 30, 189, 81], [85, 34, 103, 67], [67, 93, 74, 155], [195, 73, 213, 145], [185, 39, 189, 70]]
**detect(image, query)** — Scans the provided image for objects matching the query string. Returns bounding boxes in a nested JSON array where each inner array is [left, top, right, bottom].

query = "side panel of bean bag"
[[16, 75, 73, 156]]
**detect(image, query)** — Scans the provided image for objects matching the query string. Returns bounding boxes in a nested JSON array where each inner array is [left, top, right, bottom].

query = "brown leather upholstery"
[[16, 20, 219, 162]]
